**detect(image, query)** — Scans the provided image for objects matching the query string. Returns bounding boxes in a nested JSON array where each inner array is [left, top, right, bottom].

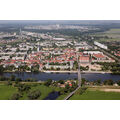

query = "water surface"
[[0, 72, 120, 81]]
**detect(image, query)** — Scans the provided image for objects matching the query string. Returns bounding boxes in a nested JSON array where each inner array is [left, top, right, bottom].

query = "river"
[[0, 72, 120, 81]]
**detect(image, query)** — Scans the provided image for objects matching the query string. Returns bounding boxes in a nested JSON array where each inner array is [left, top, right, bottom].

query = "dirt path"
[[101, 89, 120, 92]]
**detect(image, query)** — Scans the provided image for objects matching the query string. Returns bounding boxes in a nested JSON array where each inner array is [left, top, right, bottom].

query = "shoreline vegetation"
[[3, 70, 112, 74], [0, 74, 120, 100], [42, 70, 112, 74], [1, 80, 120, 100]]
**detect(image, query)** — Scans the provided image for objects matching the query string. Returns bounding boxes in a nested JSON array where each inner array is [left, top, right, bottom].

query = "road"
[[99, 48, 120, 62], [42, 70, 111, 73]]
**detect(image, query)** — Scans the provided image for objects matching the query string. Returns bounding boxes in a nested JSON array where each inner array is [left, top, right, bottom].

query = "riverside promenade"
[[42, 70, 111, 74]]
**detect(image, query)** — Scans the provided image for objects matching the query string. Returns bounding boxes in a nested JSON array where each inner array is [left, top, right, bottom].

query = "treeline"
[[81, 78, 120, 86], [0, 64, 40, 73], [96, 62, 120, 75], [11, 83, 41, 100], [0, 75, 37, 82]]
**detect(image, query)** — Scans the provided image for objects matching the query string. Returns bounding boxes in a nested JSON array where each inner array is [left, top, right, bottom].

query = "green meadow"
[[70, 88, 120, 100], [0, 83, 59, 100]]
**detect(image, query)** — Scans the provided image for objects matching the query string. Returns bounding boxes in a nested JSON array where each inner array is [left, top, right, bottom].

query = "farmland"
[[70, 87, 120, 100], [92, 29, 120, 42]]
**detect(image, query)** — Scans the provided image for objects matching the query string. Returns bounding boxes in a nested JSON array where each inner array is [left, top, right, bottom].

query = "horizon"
[[0, 20, 120, 25]]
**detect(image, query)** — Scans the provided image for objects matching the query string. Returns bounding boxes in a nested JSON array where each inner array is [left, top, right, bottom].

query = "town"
[[0, 21, 120, 100], [0, 28, 116, 73]]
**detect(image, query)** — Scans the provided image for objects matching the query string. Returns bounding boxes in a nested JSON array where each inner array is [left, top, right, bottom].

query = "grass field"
[[70, 88, 120, 100], [1, 83, 120, 100], [92, 29, 120, 42], [0, 83, 60, 100], [0, 84, 17, 100], [20, 85, 55, 100], [56, 93, 70, 100]]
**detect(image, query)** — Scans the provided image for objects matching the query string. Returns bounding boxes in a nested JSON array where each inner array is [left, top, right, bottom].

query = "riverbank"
[[42, 70, 112, 74], [3, 70, 112, 74], [1, 72, 120, 81]]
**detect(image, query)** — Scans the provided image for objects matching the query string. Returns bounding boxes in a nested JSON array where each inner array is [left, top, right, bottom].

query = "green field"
[[0, 84, 17, 100], [92, 29, 120, 42], [1, 83, 120, 100], [56, 93, 69, 100], [20, 85, 55, 100], [0, 83, 62, 100], [70, 88, 120, 100]]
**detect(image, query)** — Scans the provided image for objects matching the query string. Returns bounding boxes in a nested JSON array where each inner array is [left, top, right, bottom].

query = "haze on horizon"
[[0, 20, 120, 25]]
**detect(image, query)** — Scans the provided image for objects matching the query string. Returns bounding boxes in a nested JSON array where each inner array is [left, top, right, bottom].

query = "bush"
[[117, 81, 120, 86], [76, 87, 87, 95], [15, 78, 22, 84], [28, 90, 41, 100], [17, 84, 31, 93], [11, 93, 22, 100], [6, 80, 12, 86], [58, 80, 64, 84], [103, 79, 114, 85], [44, 79, 52, 86], [0, 65, 4, 73], [10, 75, 16, 81]]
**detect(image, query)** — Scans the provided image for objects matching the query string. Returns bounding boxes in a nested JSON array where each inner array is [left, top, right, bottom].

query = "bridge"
[[64, 53, 81, 100]]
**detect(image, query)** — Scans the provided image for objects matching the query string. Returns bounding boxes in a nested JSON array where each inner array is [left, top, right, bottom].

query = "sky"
[[0, 0, 120, 20], [0, 20, 120, 25]]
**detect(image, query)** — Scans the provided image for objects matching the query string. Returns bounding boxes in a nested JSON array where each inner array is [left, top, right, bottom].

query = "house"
[[79, 56, 89, 63], [92, 53, 106, 61]]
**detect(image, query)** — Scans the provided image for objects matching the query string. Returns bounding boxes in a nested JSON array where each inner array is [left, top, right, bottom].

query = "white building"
[[83, 51, 102, 55], [0, 56, 10, 60], [94, 41, 108, 50]]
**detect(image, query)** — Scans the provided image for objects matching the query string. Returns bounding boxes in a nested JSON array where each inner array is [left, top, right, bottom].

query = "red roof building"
[[93, 53, 106, 60], [79, 56, 89, 63]]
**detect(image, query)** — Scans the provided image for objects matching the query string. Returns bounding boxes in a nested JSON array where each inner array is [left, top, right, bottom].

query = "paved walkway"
[[64, 86, 81, 100]]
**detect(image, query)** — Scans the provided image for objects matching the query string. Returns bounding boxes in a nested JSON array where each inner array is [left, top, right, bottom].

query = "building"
[[94, 41, 108, 50], [83, 51, 102, 55], [92, 53, 106, 61], [79, 56, 89, 63]]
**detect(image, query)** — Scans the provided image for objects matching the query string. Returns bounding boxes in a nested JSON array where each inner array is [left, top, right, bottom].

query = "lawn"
[[20, 85, 55, 100], [56, 93, 69, 100], [0, 83, 59, 100], [70, 89, 120, 100], [1, 83, 120, 100], [0, 84, 17, 100]]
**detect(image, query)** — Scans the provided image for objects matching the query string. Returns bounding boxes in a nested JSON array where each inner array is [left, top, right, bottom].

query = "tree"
[[31, 65, 39, 72], [117, 81, 120, 86], [18, 84, 31, 93], [81, 78, 86, 86], [103, 79, 114, 85], [28, 90, 41, 100], [44, 79, 52, 86], [64, 84, 70, 93], [16, 48, 20, 52], [0, 65, 4, 73], [10, 75, 16, 81], [59, 89, 65, 95], [79, 87, 87, 95], [56, 67, 60, 71], [43, 66, 46, 70], [58, 80, 64, 84], [6, 80, 12, 86], [95, 79, 101, 85], [11, 93, 22, 100], [15, 78, 22, 84]]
